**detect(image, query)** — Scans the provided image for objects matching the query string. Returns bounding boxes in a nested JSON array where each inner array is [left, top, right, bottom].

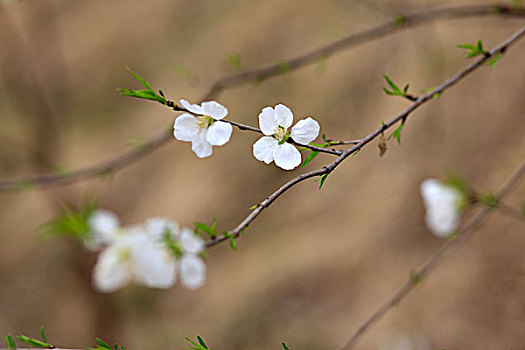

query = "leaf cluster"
[[382, 74, 411, 99], [117, 67, 167, 105], [185, 336, 210, 350]]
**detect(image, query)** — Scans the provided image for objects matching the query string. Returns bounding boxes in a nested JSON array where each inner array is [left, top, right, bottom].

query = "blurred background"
[[1, 0, 525, 349]]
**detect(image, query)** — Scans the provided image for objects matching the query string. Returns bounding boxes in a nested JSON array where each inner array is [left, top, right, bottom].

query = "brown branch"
[[0, 2, 523, 191], [205, 25, 525, 248], [340, 158, 525, 350]]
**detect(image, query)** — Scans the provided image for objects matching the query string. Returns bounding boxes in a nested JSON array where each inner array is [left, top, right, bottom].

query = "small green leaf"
[[118, 67, 167, 105], [300, 151, 320, 168], [457, 40, 485, 58], [127, 136, 146, 150], [278, 61, 291, 74], [96, 338, 112, 349], [393, 14, 406, 27], [389, 122, 404, 145], [249, 204, 258, 210], [314, 173, 328, 190], [40, 326, 48, 343], [282, 342, 291, 350], [227, 52, 243, 71], [229, 237, 237, 251], [194, 220, 217, 238], [197, 336, 209, 349], [487, 54, 502, 68], [409, 271, 423, 285], [383, 74, 401, 94], [5, 335, 16, 350], [16, 335, 49, 348], [478, 193, 499, 208], [40, 195, 98, 240], [422, 87, 441, 99]]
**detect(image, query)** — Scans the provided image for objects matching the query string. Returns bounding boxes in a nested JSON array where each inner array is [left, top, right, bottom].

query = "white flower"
[[177, 227, 206, 290], [93, 226, 176, 293], [420, 179, 463, 237], [147, 220, 206, 290], [145, 217, 180, 241], [87, 210, 121, 250], [173, 99, 233, 158], [252, 104, 320, 170]]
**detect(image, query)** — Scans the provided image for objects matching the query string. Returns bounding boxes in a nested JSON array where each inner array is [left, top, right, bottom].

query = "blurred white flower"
[[145, 217, 180, 241], [93, 226, 176, 293], [253, 104, 320, 170], [173, 99, 232, 158], [177, 227, 206, 290], [86, 209, 121, 250], [420, 179, 463, 237]]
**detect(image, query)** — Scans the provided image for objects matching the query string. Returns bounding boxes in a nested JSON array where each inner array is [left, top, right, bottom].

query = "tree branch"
[[0, 2, 523, 191], [205, 25, 525, 248], [340, 158, 525, 350]]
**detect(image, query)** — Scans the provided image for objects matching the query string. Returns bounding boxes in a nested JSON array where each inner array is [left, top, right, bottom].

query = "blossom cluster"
[[87, 210, 206, 293], [173, 100, 320, 170]]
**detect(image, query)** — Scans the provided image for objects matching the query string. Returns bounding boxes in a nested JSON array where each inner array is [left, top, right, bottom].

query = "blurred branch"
[[340, 158, 525, 350], [205, 25, 525, 247], [0, 2, 524, 191]]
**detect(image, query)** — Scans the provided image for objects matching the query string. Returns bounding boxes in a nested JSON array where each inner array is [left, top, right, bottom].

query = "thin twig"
[[205, 25, 525, 247], [340, 158, 525, 350], [0, 2, 523, 191]]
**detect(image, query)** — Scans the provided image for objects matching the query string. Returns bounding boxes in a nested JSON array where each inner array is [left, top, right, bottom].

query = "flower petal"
[[180, 255, 206, 290], [179, 99, 203, 115], [258, 107, 277, 136], [201, 101, 228, 120], [145, 218, 180, 241], [132, 238, 176, 289], [87, 210, 120, 249], [174, 114, 200, 141], [253, 136, 278, 164], [206, 121, 233, 146], [274, 104, 293, 129], [191, 131, 213, 158], [92, 245, 131, 293], [273, 143, 301, 170], [180, 227, 205, 254], [420, 179, 462, 237], [290, 117, 320, 144]]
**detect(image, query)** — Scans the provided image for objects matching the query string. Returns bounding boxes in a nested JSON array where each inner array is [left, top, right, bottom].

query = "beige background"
[[1, 0, 525, 349]]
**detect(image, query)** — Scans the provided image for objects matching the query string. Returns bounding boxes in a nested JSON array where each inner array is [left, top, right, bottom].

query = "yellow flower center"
[[197, 115, 214, 129]]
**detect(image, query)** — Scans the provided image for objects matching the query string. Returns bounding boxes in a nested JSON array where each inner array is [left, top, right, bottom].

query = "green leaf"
[[314, 173, 328, 190], [478, 193, 499, 208], [227, 52, 243, 71], [409, 271, 423, 285], [249, 204, 258, 210], [300, 151, 320, 168], [229, 237, 237, 251], [388, 122, 404, 145], [118, 67, 167, 105], [185, 337, 209, 350], [282, 342, 290, 350], [457, 40, 485, 58], [39, 195, 98, 240], [383, 74, 401, 94], [127, 136, 146, 150], [278, 61, 291, 74], [40, 326, 48, 344], [194, 220, 218, 238], [197, 336, 209, 349], [96, 338, 112, 349], [487, 54, 502, 68], [422, 87, 441, 99], [16, 335, 49, 348], [5, 335, 16, 350], [393, 14, 406, 27]]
